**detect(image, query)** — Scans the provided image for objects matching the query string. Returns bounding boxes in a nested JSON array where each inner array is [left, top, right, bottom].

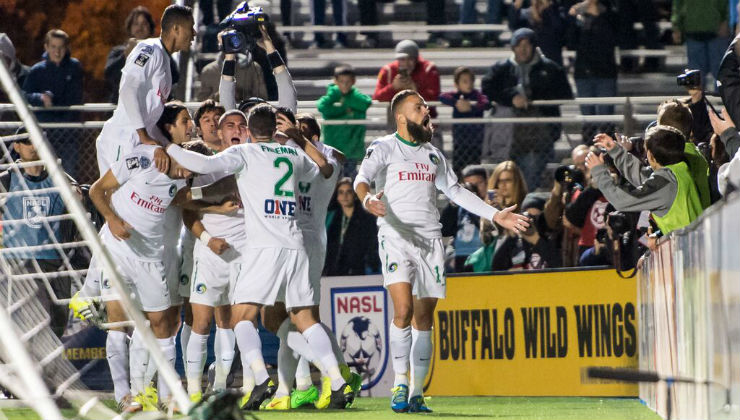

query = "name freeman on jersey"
[[398, 163, 436, 182], [260, 144, 298, 156], [130, 191, 167, 214]]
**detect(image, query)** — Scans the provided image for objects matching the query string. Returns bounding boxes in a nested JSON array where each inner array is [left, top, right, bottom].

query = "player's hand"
[[208, 237, 230, 255], [108, 216, 132, 240], [363, 191, 386, 217], [593, 133, 616, 151], [492, 205, 529, 232], [709, 106, 735, 135], [276, 114, 301, 139], [153, 147, 170, 173], [585, 151, 605, 169], [214, 200, 240, 215]]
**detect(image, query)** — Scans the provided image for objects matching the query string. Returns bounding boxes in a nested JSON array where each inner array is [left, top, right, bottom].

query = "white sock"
[[409, 328, 432, 398], [144, 350, 157, 387], [106, 330, 130, 402], [233, 321, 269, 387], [302, 323, 343, 391], [156, 336, 177, 401], [320, 323, 346, 369], [295, 357, 312, 391], [214, 327, 235, 391], [390, 323, 411, 387], [129, 329, 148, 395], [286, 330, 323, 371], [186, 332, 209, 395], [180, 323, 192, 372]]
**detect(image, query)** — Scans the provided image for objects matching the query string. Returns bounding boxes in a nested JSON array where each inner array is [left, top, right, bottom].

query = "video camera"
[[677, 69, 702, 88], [219, 1, 270, 54], [554, 164, 585, 191]]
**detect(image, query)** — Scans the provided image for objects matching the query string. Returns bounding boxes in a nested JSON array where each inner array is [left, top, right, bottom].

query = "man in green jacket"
[[672, 0, 729, 90], [316, 64, 373, 177]]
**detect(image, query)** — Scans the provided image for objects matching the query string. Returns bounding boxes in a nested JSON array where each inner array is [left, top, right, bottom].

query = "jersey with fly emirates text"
[[101, 144, 187, 262]]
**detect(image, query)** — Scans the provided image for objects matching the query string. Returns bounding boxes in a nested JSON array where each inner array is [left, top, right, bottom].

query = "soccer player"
[[166, 105, 356, 409], [95, 4, 194, 175], [354, 90, 529, 413]]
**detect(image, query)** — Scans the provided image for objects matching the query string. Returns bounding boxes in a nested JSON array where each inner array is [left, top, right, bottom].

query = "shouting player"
[[354, 90, 529, 413]]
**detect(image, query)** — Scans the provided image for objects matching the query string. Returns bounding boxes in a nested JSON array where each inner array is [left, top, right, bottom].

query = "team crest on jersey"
[[169, 184, 177, 197], [139, 156, 151, 169], [429, 153, 440, 165], [195, 283, 207, 294], [22, 196, 50, 228], [388, 262, 398, 273], [180, 274, 189, 286], [141, 46, 154, 54], [102, 278, 111, 289], [298, 182, 311, 193], [134, 53, 150, 67], [126, 157, 139, 170]]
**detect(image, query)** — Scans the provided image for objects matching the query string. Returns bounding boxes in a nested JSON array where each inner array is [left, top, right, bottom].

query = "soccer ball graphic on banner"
[[340, 316, 383, 382]]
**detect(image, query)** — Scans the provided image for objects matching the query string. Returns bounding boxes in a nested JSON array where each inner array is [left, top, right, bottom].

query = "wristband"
[[222, 59, 236, 77], [267, 51, 285, 69], [199, 231, 212, 244], [191, 186, 203, 200], [363, 194, 372, 209]]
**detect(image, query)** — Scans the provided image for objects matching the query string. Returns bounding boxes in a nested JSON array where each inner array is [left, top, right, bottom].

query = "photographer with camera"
[[587, 126, 703, 236], [579, 209, 644, 272]]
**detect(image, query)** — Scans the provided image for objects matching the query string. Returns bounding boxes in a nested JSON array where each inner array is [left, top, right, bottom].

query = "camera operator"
[[676, 69, 714, 144], [587, 126, 703, 236], [579, 209, 643, 272]]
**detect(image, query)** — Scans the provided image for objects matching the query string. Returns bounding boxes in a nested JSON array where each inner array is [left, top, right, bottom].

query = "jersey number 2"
[[273, 157, 294, 197]]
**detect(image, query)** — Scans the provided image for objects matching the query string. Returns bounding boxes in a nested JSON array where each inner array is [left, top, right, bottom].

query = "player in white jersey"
[[95, 4, 194, 176], [354, 90, 529, 413], [166, 105, 357, 410]]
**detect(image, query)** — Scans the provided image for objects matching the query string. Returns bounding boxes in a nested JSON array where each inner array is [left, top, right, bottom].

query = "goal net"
[[0, 57, 190, 418]]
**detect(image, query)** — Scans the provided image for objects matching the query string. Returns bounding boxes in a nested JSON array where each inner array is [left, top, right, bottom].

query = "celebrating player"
[[354, 90, 530, 413]]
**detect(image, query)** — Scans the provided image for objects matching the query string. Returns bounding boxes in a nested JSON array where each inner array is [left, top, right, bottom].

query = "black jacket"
[[22, 52, 83, 122], [718, 40, 740, 129], [566, 6, 618, 79], [323, 205, 381, 276]]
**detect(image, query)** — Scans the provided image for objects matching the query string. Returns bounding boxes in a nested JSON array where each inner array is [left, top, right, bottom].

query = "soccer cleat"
[[117, 394, 142, 413], [238, 391, 252, 410], [390, 384, 409, 413], [134, 393, 158, 412], [144, 384, 158, 405], [69, 292, 95, 321], [242, 378, 276, 410], [189, 391, 202, 404], [314, 376, 332, 409], [408, 395, 433, 413], [261, 395, 290, 410], [290, 385, 319, 408], [348, 372, 363, 400], [328, 383, 354, 409]]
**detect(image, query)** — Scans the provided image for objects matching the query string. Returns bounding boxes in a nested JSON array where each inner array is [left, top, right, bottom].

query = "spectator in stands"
[[682, 87, 713, 144], [200, 0, 231, 26], [587, 126, 703, 235], [425, 0, 450, 48], [567, 0, 618, 143], [324, 178, 381, 275], [280, 0, 294, 46], [616, 0, 662, 73], [198, 51, 266, 101], [0, 33, 29, 105], [373, 39, 441, 113], [440, 165, 489, 272], [672, 0, 729, 90], [311, 0, 348, 48], [357, 0, 380, 48], [104, 7, 177, 103], [317, 64, 373, 177], [461, 0, 503, 47], [508, 0, 567, 66], [1, 127, 80, 337], [709, 107, 740, 195], [439, 67, 491, 173], [482, 28, 572, 190]]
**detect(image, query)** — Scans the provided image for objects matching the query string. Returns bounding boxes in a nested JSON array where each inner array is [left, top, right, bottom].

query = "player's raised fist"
[[492, 205, 529, 233], [153, 147, 171, 173], [363, 191, 386, 217]]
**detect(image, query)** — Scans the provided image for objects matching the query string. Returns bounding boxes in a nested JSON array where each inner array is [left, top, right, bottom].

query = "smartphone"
[[487, 189, 496, 201], [704, 95, 723, 119]]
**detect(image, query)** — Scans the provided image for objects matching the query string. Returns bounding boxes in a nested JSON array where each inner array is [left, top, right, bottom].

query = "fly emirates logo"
[[398, 162, 436, 182], [130, 191, 166, 213]]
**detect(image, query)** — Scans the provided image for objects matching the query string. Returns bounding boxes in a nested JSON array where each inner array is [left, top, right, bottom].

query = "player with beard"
[[354, 90, 530, 413]]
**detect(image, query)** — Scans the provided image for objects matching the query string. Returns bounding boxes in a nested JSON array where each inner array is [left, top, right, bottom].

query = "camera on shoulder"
[[220, 1, 270, 54]]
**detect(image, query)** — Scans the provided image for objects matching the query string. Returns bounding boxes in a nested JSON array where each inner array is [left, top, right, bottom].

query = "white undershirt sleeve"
[[434, 152, 498, 222], [167, 144, 245, 175]]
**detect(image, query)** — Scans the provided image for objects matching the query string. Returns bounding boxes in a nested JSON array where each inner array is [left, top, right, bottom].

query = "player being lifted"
[[354, 90, 530, 413], [166, 105, 356, 409], [95, 4, 194, 175]]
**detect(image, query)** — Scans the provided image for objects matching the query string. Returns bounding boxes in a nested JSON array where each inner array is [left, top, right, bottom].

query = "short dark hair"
[[645, 126, 686, 166], [238, 97, 267, 114], [296, 113, 321, 139], [275, 106, 296, 125], [157, 101, 189, 142], [334, 64, 355, 78], [161, 4, 193, 34], [461, 164, 487, 179], [453, 66, 474, 84], [181, 140, 211, 156], [657, 99, 692, 140], [390, 89, 419, 117], [125, 6, 155, 37], [194, 99, 225, 128], [247, 104, 277, 138], [44, 29, 69, 46]]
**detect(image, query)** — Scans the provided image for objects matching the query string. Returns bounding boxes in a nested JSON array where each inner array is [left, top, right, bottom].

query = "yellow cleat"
[[314, 376, 332, 409], [239, 391, 252, 410], [262, 395, 290, 410], [134, 393, 157, 412], [189, 391, 202, 403], [144, 385, 158, 405]]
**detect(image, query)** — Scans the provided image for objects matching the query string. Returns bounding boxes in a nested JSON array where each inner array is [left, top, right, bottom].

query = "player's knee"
[[394, 305, 413, 327], [191, 318, 211, 335]]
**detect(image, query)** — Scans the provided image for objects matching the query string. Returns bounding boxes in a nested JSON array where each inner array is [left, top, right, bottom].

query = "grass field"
[[0, 396, 661, 420]]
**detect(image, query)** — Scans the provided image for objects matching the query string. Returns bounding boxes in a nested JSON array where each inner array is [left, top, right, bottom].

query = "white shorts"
[[190, 239, 240, 307], [378, 232, 446, 299], [164, 246, 184, 306], [230, 247, 312, 309], [92, 252, 171, 312], [96, 126, 137, 175], [179, 238, 194, 298]]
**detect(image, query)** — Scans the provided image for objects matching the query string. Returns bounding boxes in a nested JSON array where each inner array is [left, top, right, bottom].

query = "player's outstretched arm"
[[167, 143, 243, 175], [493, 204, 530, 233], [89, 170, 132, 240]]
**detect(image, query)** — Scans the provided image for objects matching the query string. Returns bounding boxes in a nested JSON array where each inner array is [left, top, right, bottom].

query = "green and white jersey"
[[168, 142, 321, 249]]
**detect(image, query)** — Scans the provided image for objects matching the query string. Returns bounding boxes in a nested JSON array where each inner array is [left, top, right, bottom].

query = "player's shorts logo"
[[169, 185, 177, 197], [139, 156, 151, 169], [180, 274, 189, 286], [102, 278, 110, 289], [429, 153, 440, 165], [388, 262, 398, 273], [195, 283, 207, 294]]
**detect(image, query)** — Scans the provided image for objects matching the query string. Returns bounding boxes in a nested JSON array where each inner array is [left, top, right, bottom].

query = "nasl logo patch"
[[126, 157, 139, 170], [134, 53, 150, 67], [22, 196, 50, 228], [139, 156, 151, 169], [429, 153, 440, 165], [331, 286, 389, 391]]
